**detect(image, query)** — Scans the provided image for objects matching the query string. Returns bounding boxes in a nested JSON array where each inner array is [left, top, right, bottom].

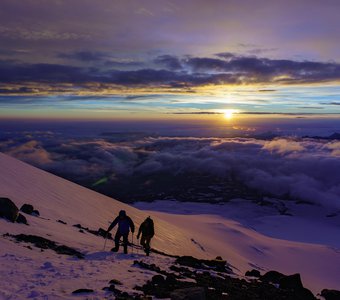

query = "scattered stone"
[[16, 213, 28, 225], [20, 204, 40, 217], [135, 256, 317, 300], [32, 210, 40, 216], [103, 284, 118, 293], [245, 269, 261, 278], [72, 289, 94, 294], [109, 279, 123, 285], [72, 223, 112, 239], [170, 287, 205, 300], [0, 197, 19, 222], [321, 289, 340, 300], [20, 204, 34, 215], [4, 233, 84, 259], [57, 219, 67, 225], [175, 256, 232, 273]]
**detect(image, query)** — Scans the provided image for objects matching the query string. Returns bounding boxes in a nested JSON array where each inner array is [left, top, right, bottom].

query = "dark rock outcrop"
[[170, 287, 205, 300], [135, 256, 317, 300], [245, 269, 261, 278], [321, 289, 340, 300], [175, 256, 232, 273], [0, 197, 19, 222], [261, 270, 285, 284], [279, 273, 303, 290], [152, 275, 165, 285]]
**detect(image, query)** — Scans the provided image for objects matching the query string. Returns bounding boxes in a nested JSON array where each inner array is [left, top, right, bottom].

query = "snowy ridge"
[[0, 152, 339, 298]]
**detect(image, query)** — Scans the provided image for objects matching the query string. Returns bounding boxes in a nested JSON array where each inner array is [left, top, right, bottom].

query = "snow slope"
[[0, 152, 339, 298], [134, 200, 340, 294]]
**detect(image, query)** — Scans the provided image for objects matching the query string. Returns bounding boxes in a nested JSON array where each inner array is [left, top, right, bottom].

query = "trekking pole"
[[132, 233, 134, 254], [103, 232, 108, 251]]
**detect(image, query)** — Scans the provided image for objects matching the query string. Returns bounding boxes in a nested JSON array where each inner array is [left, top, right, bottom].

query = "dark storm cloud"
[[58, 51, 107, 62], [1, 133, 340, 208], [154, 55, 183, 70], [0, 61, 100, 83], [0, 53, 339, 93]]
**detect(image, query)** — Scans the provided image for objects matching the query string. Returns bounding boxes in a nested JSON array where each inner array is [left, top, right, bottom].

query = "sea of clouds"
[[1, 131, 340, 209]]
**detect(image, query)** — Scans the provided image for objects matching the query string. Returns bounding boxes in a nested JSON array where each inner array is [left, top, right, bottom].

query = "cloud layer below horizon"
[[1, 131, 340, 209]]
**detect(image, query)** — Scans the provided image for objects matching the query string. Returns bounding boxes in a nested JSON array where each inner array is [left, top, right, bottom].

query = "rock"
[[72, 289, 94, 294], [175, 256, 228, 272], [20, 204, 34, 214], [292, 288, 316, 300], [321, 289, 340, 300], [261, 270, 285, 284], [0, 197, 19, 222], [32, 210, 40, 216], [279, 273, 303, 290], [109, 279, 122, 285], [170, 287, 205, 300], [16, 213, 28, 225], [152, 275, 165, 285], [245, 269, 261, 277], [8, 233, 84, 259], [98, 227, 108, 237], [57, 219, 67, 225]]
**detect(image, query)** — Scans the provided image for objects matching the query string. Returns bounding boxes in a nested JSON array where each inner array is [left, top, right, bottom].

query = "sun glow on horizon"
[[223, 109, 238, 119]]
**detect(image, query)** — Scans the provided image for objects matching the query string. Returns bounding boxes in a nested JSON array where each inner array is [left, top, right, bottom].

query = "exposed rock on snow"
[[16, 213, 28, 225], [135, 259, 316, 300], [4, 233, 84, 259], [71, 288, 94, 294], [20, 204, 34, 215], [0, 197, 19, 222]]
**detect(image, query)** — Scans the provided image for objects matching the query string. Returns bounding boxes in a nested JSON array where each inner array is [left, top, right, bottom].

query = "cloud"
[[1, 52, 339, 95], [1, 133, 340, 209], [154, 55, 183, 70], [321, 102, 340, 105], [58, 51, 107, 62], [263, 139, 305, 154]]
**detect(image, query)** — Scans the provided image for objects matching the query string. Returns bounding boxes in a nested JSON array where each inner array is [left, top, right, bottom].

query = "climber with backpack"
[[137, 216, 154, 256], [106, 210, 135, 254]]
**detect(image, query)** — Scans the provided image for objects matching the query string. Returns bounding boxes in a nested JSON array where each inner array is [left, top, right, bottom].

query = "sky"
[[0, 0, 340, 121]]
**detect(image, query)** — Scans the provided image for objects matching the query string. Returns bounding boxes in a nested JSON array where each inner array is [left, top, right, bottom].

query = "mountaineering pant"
[[112, 232, 129, 254], [140, 235, 152, 254]]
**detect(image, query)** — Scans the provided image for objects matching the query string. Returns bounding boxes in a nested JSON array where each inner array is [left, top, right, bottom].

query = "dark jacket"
[[138, 217, 154, 238], [108, 215, 135, 235]]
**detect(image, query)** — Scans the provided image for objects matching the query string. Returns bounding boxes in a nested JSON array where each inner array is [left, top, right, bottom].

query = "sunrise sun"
[[223, 109, 237, 119]]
